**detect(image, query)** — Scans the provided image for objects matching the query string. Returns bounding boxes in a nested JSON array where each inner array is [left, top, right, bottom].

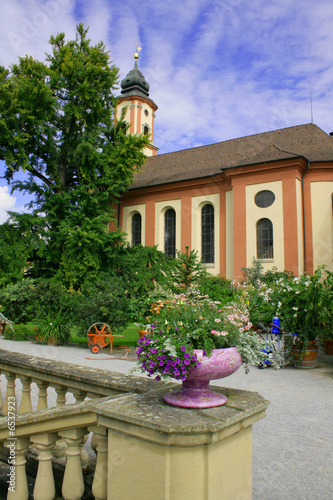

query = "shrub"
[[197, 275, 238, 304], [72, 273, 130, 334], [115, 245, 176, 319], [0, 279, 37, 323]]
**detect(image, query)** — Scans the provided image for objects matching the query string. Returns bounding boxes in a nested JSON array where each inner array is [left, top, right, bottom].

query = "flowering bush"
[[274, 268, 332, 345], [135, 290, 275, 380], [242, 266, 333, 350]]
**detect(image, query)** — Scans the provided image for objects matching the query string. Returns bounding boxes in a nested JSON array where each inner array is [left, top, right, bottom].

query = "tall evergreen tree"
[[0, 25, 149, 287]]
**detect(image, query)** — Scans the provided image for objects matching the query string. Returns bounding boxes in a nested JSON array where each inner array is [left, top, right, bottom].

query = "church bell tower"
[[116, 46, 158, 156]]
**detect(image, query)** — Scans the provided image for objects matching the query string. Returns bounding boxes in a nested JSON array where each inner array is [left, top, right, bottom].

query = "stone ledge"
[[0, 348, 170, 395], [95, 385, 269, 446]]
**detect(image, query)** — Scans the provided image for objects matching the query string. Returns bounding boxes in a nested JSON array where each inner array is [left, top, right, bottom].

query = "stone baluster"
[[2, 371, 16, 416], [52, 385, 68, 458], [6, 437, 30, 500], [36, 381, 49, 411], [89, 425, 108, 500], [72, 390, 90, 468], [18, 376, 33, 414], [72, 390, 87, 403], [31, 432, 58, 500], [59, 428, 87, 500], [55, 385, 67, 406]]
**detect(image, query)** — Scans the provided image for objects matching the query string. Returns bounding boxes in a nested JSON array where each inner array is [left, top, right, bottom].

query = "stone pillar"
[[95, 386, 269, 500], [53, 385, 67, 458], [18, 376, 33, 414], [59, 427, 87, 500], [88, 425, 108, 500], [31, 432, 58, 500], [6, 437, 30, 500], [2, 371, 16, 416], [36, 381, 49, 410]]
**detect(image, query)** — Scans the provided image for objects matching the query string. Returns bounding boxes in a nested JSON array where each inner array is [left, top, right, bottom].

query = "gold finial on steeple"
[[134, 43, 142, 60]]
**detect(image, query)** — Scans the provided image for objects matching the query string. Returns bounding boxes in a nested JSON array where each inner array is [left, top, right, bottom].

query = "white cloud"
[[0, 186, 16, 224]]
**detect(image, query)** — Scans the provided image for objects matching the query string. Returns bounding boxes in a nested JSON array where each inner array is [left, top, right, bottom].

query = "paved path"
[[0, 338, 332, 500]]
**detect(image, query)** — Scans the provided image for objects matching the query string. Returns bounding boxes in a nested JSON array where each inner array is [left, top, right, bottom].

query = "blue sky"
[[1, 0, 333, 221]]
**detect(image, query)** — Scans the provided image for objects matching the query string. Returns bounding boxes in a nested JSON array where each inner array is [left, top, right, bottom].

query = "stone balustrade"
[[0, 349, 269, 500]]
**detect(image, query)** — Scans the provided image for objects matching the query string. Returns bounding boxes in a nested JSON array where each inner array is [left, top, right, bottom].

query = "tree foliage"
[[0, 25, 149, 287]]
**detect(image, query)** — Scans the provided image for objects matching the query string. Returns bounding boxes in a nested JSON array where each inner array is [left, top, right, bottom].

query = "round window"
[[255, 190, 275, 208], [144, 109, 149, 116]]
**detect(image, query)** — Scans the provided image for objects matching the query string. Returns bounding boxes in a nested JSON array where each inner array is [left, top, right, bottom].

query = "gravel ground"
[[1, 338, 332, 500]]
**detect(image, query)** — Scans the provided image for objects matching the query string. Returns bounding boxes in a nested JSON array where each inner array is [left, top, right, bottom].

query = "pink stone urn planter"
[[164, 348, 242, 408]]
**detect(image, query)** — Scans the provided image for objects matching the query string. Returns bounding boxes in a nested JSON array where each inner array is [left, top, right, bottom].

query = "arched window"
[[164, 208, 176, 257], [257, 218, 273, 259], [143, 125, 149, 135], [131, 213, 142, 247], [201, 204, 214, 263]]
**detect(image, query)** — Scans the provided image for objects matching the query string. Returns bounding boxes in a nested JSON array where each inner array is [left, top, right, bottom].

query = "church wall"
[[228, 161, 305, 278], [225, 190, 234, 280], [119, 160, 333, 279], [245, 180, 284, 273], [191, 193, 220, 275], [155, 199, 182, 253], [310, 180, 333, 272], [120, 177, 227, 274]]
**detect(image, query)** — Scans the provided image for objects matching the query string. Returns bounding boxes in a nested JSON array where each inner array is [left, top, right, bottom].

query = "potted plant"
[[134, 289, 276, 408], [35, 308, 71, 345], [273, 267, 332, 367], [135, 324, 152, 338]]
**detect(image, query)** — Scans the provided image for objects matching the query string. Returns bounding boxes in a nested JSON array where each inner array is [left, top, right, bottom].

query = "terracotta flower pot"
[[164, 347, 242, 408], [138, 330, 148, 339]]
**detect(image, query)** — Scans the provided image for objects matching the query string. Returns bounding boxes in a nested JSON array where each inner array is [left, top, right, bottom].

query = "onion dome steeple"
[[120, 48, 150, 99]]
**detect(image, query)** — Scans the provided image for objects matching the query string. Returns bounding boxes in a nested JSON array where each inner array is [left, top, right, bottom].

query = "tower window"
[[257, 218, 273, 259], [164, 209, 176, 258], [201, 204, 214, 263], [144, 109, 149, 116], [143, 125, 149, 135], [131, 213, 142, 247]]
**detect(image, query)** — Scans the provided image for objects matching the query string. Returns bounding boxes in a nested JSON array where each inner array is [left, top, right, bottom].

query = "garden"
[[1, 246, 332, 371]]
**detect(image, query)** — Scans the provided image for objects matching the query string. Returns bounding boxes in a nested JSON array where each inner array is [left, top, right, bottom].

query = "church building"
[[116, 52, 333, 280]]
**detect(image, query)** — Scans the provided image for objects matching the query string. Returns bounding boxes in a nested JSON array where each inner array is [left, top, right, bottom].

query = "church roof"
[[131, 123, 333, 189]]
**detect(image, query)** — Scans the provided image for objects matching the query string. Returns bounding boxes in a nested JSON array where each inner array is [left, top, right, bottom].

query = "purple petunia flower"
[[180, 346, 186, 351], [184, 359, 190, 365]]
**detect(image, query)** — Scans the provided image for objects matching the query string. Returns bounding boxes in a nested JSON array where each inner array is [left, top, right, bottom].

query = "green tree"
[[0, 25, 149, 287], [171, 247, 207, 291], [0, 221, 29, 286]]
